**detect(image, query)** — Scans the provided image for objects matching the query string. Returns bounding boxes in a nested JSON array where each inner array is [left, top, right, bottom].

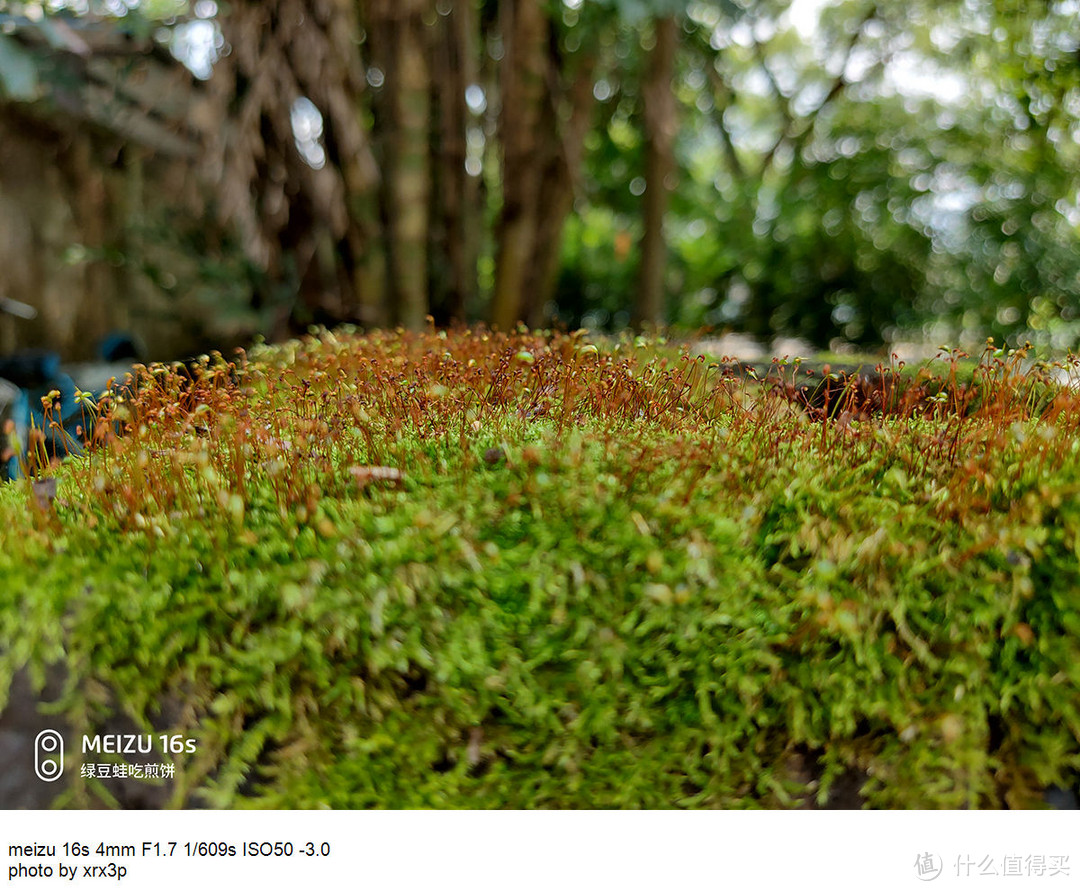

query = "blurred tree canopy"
[[0, 0, 1078, 355]]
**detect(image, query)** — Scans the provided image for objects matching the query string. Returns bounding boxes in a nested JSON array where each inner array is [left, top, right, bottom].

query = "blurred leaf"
[[34, 18, 90, 55], [0, 33, 40, 101]]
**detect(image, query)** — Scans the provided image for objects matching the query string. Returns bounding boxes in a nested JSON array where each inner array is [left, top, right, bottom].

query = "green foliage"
[[1, 330, 1079, 808], [557, 0, 1080, 348], [554, 209, 639, 329]]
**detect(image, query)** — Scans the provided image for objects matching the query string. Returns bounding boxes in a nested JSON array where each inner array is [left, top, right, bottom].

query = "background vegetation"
[[0, 0, 1077, 358]]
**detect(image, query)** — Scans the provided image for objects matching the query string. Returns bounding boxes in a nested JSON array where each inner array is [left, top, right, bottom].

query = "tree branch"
[[704, 60, 745, 179], [760, 4, 879, 173]]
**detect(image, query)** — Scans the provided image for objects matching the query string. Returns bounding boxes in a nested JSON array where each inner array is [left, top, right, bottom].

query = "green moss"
[[1, 329, 1078, 808]]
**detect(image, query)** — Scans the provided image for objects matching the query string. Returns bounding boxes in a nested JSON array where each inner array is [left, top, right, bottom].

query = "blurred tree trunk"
[[369, 0, 433, 330], [633, 16, 678, 328], [210, 0, 383, 334], [521, 52, 597, 328], [490, 0, 597, 330], [429, 0, 479, 325], [490, 0, 549, 331]]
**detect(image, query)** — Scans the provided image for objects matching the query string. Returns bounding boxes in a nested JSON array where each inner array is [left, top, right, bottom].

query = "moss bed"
[[1, 328, 1078, 807]]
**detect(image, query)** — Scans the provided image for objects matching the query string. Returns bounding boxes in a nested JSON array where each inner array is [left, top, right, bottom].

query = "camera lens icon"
[[34, 730, 64, 782]]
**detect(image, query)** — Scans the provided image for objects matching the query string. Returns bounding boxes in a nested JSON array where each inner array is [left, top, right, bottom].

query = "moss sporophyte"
[[1, 330, 1078, 807]]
